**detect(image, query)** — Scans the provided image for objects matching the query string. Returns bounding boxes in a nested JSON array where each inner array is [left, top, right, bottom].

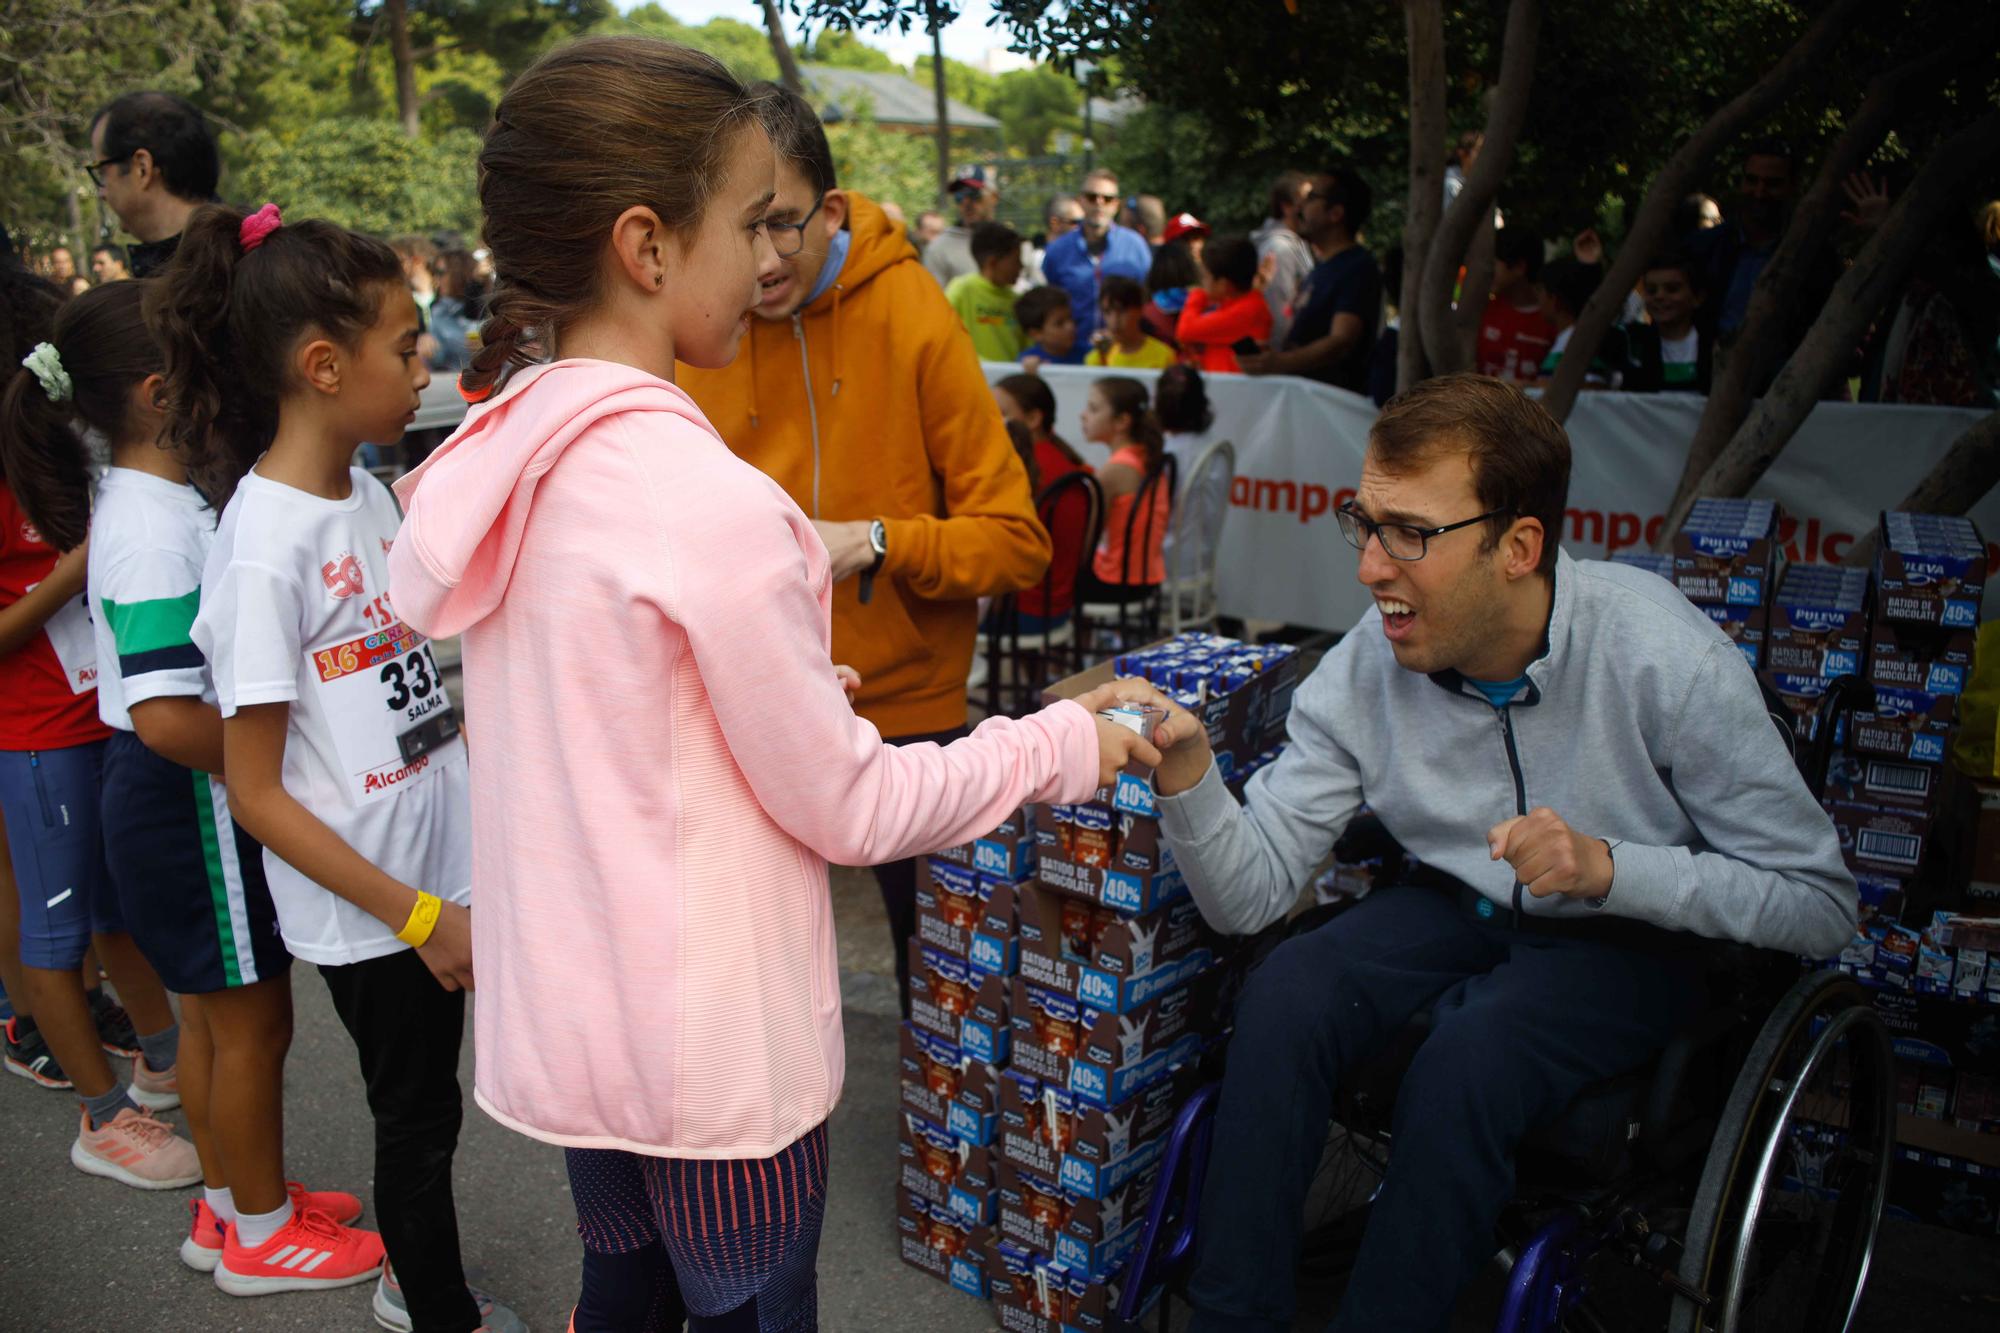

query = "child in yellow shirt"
[[1087, 275, 1179, 370]]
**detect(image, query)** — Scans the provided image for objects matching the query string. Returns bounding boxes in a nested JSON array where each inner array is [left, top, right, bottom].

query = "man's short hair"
[[1044, 194, 1078, 223], [89, 242, 128, 264], [1098, 274, 1147, 312], [1742, 136, 1794, 169], [1493, 228, 1543, 281], [1016, 286, 1070, 335], [1269, 170, 1309, 220], [1131, 195, 1165, 241], [1202, 236, 1259, 291], [1081, 168, 1119, 195], [753, 83, 836, 195], [971, 222, 1022, 267], [1369, 373, 1570, 577], [1541, 257, 1598, 319], [389, 234, 437, 264], [89, 92, 219, 201], [1312, 166, 1373, 236]]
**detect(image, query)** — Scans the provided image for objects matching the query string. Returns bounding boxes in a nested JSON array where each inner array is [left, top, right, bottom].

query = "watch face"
[[871, 521, 888, 555]]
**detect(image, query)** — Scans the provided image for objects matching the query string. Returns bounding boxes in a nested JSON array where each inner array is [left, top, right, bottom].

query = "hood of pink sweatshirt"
[[391, 360, 714, 640]]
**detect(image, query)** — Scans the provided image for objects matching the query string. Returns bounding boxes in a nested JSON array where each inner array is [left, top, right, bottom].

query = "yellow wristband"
[[397, 891, 443, 948]]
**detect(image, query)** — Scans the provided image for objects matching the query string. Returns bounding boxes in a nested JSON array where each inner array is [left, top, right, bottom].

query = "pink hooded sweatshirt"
[[388, 360, 1102, 1159]]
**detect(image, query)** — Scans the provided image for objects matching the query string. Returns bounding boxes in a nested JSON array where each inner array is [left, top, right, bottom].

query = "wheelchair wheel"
[[1668, 970, 1895, 1333]]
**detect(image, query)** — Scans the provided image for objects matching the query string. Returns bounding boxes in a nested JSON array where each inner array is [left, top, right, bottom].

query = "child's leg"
[[651, 1123, 829, 1333], [319, 948, 480, 1333], [566, 1147, 684, 1333], [0, 814, 31, 1023], [177, 991, 222, 1185], [200, 976, 294, 1212], [89, 930, 176, 1044]]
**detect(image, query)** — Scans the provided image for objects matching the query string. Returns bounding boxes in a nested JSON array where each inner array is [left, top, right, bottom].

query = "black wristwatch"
[[859, 519, 888, 604]]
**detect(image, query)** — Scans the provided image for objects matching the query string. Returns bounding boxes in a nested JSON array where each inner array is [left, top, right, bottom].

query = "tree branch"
[[1664, 34, 1993, 535], [1841, 411, 2000, 568], [1689, 106, 2000, 506], [1416, 0, 1539, 376], [1397, 0, 1446, 394], [1539, 0, 1870, 423]]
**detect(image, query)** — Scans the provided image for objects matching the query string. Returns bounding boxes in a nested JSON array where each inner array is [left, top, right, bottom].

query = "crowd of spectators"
[[909, 142, 2000, 411]]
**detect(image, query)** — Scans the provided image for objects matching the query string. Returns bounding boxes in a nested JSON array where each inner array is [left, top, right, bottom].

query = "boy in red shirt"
[[1475, 228, 1554, 382], [1175, 236, 1273, 374]]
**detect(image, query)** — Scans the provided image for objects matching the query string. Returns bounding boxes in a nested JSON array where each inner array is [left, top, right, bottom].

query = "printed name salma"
[[362, 752, 431, 795], [403, 690, 449, 726]]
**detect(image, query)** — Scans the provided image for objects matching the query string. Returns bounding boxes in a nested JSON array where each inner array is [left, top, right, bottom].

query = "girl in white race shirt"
[[149, 206, 522, 1332], [0, 266, 194, 1191], [2, 279, 371, 1281]]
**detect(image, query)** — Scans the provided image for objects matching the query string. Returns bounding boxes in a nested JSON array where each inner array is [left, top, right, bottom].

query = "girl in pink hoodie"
[[387, 38, 1160, 1332]]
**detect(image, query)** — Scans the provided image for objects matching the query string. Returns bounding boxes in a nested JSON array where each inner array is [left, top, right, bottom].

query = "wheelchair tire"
[[1667, 969, 1895, 1333]]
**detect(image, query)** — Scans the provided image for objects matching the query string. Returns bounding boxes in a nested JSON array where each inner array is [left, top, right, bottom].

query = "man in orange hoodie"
[[677, 87, 1051, 1007]]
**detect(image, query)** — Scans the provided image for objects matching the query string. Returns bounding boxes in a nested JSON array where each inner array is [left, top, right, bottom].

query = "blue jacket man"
[[1042, 169, 1152, 344]]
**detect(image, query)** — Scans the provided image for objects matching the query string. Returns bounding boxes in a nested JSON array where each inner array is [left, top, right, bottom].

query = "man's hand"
[[1072, 678, 1213, 797], [813, 519, 877, 582], [834, 664, 862, 701], [1840, 171, 1889, 231], [1237, 349, 1275, 376], [1487, 807, 1613, 901], [415, 899, 475, 992]]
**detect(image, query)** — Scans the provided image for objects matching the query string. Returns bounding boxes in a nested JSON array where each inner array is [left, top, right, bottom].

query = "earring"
[[655, 275, 664, 288]]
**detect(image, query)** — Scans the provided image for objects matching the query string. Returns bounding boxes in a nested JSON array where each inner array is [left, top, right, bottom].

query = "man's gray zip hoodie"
[[1156, 550, 1857, 958]]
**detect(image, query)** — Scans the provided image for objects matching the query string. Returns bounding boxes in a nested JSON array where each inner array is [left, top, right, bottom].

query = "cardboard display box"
[[1034, 802, 1188, 917], [1847, 686, 1957, 765], [995, 1160, 1156, 1283], [898, 1023, 1004, 1147], [1016, 880, 1210, 982], [998, 1064, 1199, 1200], [899, 1109, 1000, 1226], [907, 940, 1013, 1065], [915, 859, 1022, 976], [1703, 602, 1767, 669], [1672, 497, 1779, 607], [1823, 749, 1937, 812], [1763, 565, 1869, 678], [988, 1237, 1133, 1333], [1868, 621, 1974, 697], [1010, 970, 1212, 1107], [932, 805, 1039, 884], [1875, 511, 1985, 629], [895, 1190, 992, 1297], [1826, 798, 1932, 878], [1761, 671, 1839, 743]]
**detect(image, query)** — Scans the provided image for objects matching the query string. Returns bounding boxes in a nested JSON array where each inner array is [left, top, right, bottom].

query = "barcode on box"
[[1857, 829, 1921, 869], [1866, 760, 1931, 800]]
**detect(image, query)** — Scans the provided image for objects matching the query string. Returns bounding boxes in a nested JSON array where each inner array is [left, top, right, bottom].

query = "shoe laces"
[[286, 1204, 347, 1246], [115, 1109, 177, 1148]]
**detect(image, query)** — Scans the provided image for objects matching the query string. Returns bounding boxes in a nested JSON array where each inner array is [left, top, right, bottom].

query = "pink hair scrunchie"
[[239, 203, 283, 252]]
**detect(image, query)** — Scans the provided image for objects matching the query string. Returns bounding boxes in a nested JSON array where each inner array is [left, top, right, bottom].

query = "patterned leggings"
[[566, 1123, 829, 1333]]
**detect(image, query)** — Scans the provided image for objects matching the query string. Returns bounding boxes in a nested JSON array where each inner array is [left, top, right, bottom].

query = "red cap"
[[1162, 212, 1210, 244]]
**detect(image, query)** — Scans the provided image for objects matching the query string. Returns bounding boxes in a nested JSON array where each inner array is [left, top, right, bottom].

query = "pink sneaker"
[[129, 1057, 180, 1112], [70, 1107, 202, 1190], [181, 1184, 364, 1272]]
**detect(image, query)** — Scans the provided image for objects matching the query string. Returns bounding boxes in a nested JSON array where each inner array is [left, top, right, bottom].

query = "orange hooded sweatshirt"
[[678, 193, 1050, 738]]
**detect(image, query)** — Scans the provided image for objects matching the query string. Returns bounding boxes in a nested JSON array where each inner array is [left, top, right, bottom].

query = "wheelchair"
[[1112, 677, 1897, 1333]]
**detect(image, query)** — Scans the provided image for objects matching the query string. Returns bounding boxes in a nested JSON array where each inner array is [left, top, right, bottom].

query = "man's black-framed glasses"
[[85, 153, 134, 187], [764, 193, 826, 259], [1336, 501, 1512, 562]]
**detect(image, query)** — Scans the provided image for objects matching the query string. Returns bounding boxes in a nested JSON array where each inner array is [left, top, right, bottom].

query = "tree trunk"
[[1538, 0, 1869, 423], [1416, 0, 1539, 377], [1842, 412, 2000, 568], [387, 0, 420, 138], [1665, 38, 1986, 533], [929, 7, 951, 198], [761, 0, 804, 95], [1684, 107, 2000, 511], [1398, 0, 1447, 394], [1455, 210, 1497, 365]]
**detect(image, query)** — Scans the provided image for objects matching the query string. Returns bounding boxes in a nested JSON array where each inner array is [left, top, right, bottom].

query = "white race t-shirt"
[[89, 469, 215, 731], [193, 467, 469, 966]]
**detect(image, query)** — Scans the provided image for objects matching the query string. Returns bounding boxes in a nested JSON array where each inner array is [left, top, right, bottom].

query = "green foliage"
[[801, 27, 901, 71], [232, 117, 483, 236], [914, 53, 998, 114], [987, 65, 1080, 157], [824, 106, 937, 216], [597, 5, 779, 85]]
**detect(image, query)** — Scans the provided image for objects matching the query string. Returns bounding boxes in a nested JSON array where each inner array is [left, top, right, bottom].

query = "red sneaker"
[[181, 1184, 364, 1272], [213, 1204, 384, 1297]]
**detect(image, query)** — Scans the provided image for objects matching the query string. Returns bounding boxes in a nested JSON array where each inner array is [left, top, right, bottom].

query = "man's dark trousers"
[[1187, 884, 1703, 1333]]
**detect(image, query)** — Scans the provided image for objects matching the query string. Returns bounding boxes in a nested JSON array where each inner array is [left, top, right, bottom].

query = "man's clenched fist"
[[1487, 807, 1614, 902]]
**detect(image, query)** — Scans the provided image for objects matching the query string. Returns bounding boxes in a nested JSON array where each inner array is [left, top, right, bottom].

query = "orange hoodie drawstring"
[[829, 283, 845, 397]]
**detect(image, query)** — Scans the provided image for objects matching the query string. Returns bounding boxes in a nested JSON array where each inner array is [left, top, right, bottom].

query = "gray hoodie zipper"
[[792, 312, 822, 517]]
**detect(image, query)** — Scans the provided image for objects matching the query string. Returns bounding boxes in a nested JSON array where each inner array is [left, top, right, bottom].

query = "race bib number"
[[37, 587, 98, 694], [309, 620, 457, 805]]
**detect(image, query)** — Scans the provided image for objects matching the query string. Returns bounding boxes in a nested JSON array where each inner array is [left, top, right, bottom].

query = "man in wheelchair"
[[1129, 374, 1857, 1333]]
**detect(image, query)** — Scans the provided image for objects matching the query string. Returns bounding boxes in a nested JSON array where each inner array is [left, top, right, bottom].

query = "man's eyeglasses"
[[764, 193, 826, 259], [1336, 501, 1513, 562], [85, 153, 134, 187], [1079, 191, 1118, 205]]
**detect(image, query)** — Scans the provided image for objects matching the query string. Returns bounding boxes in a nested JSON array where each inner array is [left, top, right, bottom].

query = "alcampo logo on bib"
[[321, 553, 365, 600]]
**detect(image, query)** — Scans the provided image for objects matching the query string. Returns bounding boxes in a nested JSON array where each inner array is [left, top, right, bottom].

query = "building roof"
[[801, 65, 1002, 132]]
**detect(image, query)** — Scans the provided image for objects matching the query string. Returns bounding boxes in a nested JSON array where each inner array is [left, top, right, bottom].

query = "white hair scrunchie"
[[21, 342, 72, 403]]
